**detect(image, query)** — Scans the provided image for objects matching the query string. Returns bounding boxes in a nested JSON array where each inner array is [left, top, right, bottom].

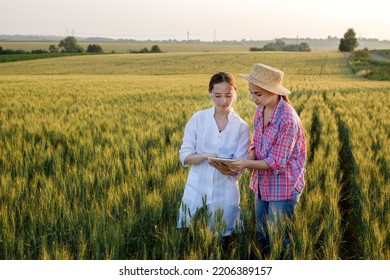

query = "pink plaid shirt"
[[250, 98, 306, 201]]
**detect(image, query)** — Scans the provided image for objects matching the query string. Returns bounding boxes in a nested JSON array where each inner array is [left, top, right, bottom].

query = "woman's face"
[[248, 82, 276, 107], [210, 81, 236, 112]]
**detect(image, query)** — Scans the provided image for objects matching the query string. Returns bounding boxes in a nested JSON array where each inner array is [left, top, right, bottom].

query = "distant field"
[[0, 41, 250, 53], [2, 39, 390, 54], [0, 51, 389, 260], [0, 51, 349, 77]]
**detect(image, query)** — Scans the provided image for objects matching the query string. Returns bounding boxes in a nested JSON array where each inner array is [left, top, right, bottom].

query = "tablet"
[[207, 157, 236, 163]]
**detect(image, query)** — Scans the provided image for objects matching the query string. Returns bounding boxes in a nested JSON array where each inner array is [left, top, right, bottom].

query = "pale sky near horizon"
[[1, 0, 389, 41]]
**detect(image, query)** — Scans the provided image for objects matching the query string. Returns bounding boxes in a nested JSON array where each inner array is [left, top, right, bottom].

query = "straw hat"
[[239, 63, 291, 96]]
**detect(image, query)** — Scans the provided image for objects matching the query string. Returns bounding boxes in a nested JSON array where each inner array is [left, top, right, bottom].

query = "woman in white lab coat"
[[177, 72, 250, 237]]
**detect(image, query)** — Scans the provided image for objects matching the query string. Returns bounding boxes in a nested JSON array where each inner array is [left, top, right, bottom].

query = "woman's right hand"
[[206, 153, 221, 168], [184, 153, 218, 166], [205, 153, 219, 161]]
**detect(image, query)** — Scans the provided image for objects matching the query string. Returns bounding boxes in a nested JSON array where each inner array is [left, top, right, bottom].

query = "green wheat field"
[[0, 49, 389, 260]]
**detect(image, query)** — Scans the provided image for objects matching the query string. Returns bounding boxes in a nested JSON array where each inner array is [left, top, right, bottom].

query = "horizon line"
[[1, 33, 390, 43]]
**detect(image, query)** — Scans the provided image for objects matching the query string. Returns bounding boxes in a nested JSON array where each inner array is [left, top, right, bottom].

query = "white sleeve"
[[229, 122, 250, 178], [179, 113, 198, 167], [235, 123, 251, 159]]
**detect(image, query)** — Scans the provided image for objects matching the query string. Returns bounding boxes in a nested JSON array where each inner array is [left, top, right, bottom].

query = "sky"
[[1, 0, 389, 41]]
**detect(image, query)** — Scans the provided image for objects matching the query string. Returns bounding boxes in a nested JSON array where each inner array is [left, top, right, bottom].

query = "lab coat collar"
[[210, 106, 235, 121]]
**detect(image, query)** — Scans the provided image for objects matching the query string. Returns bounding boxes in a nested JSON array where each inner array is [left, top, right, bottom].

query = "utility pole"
[[187, 31, 189, 43], [214, 29, 216, 44]]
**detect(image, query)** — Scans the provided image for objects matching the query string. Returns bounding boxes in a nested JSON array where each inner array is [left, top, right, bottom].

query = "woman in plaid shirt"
[[227, 64, 306, 258]]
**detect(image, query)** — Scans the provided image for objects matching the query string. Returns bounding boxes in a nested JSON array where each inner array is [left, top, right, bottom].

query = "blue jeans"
[[255, 189, 301, 257]]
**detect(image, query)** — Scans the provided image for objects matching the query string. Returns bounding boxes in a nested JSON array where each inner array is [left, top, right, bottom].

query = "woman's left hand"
[[209, 160, 228, 171], [225, 158, 248, 172], [209, 161, 236, 175]]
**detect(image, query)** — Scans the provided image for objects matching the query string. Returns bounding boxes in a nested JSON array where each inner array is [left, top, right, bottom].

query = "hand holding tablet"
[[207, 156, 236, 163]]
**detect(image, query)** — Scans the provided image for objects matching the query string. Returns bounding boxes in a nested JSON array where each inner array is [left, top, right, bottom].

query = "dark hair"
[[208, 72, 237, 92], [281, 95, 290, 103]]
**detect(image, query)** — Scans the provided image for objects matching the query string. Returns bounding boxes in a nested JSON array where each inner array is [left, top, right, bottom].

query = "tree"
[[283, 44, 300, 52], [249, 47, 262, 51], [150, 45, 162, 53], [275, 39, 286, 50], [339, 28, 359, 52], [139, 47, 150, 53], [58, 36, 83, 53], [87, 44, 103, 53], [262, 42, 278, 51], [298, 42, 311, 52], [49, 44, 58, 53]]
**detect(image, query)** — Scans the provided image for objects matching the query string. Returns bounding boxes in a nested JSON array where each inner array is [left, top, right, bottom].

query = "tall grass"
[[326, 90, 390, 259]]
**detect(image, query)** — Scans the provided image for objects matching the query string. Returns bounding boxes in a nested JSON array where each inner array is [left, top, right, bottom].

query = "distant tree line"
[[129, 45, 162, 53], [0, 36, 104, 55], [250, 39, 311, 52], [248, 28, 359, 53], [48, 36, 103, 53], [0, 46, 50, 54]]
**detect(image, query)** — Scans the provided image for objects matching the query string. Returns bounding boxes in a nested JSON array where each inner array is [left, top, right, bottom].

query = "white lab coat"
[[177, 107, 250, 236]]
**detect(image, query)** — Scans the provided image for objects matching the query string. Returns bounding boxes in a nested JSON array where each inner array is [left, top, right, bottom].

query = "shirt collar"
[[259, 97, 285, 124], [272, 97, 285, 120], [210, 106, 235, 121]]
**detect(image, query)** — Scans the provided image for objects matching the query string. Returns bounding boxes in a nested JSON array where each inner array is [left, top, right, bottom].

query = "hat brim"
[[239, 74, 291, 96]]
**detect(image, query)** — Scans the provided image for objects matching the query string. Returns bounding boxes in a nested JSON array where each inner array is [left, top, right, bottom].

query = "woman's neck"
[[264, 95, 280, 112], [214, 107, 230, 118]]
